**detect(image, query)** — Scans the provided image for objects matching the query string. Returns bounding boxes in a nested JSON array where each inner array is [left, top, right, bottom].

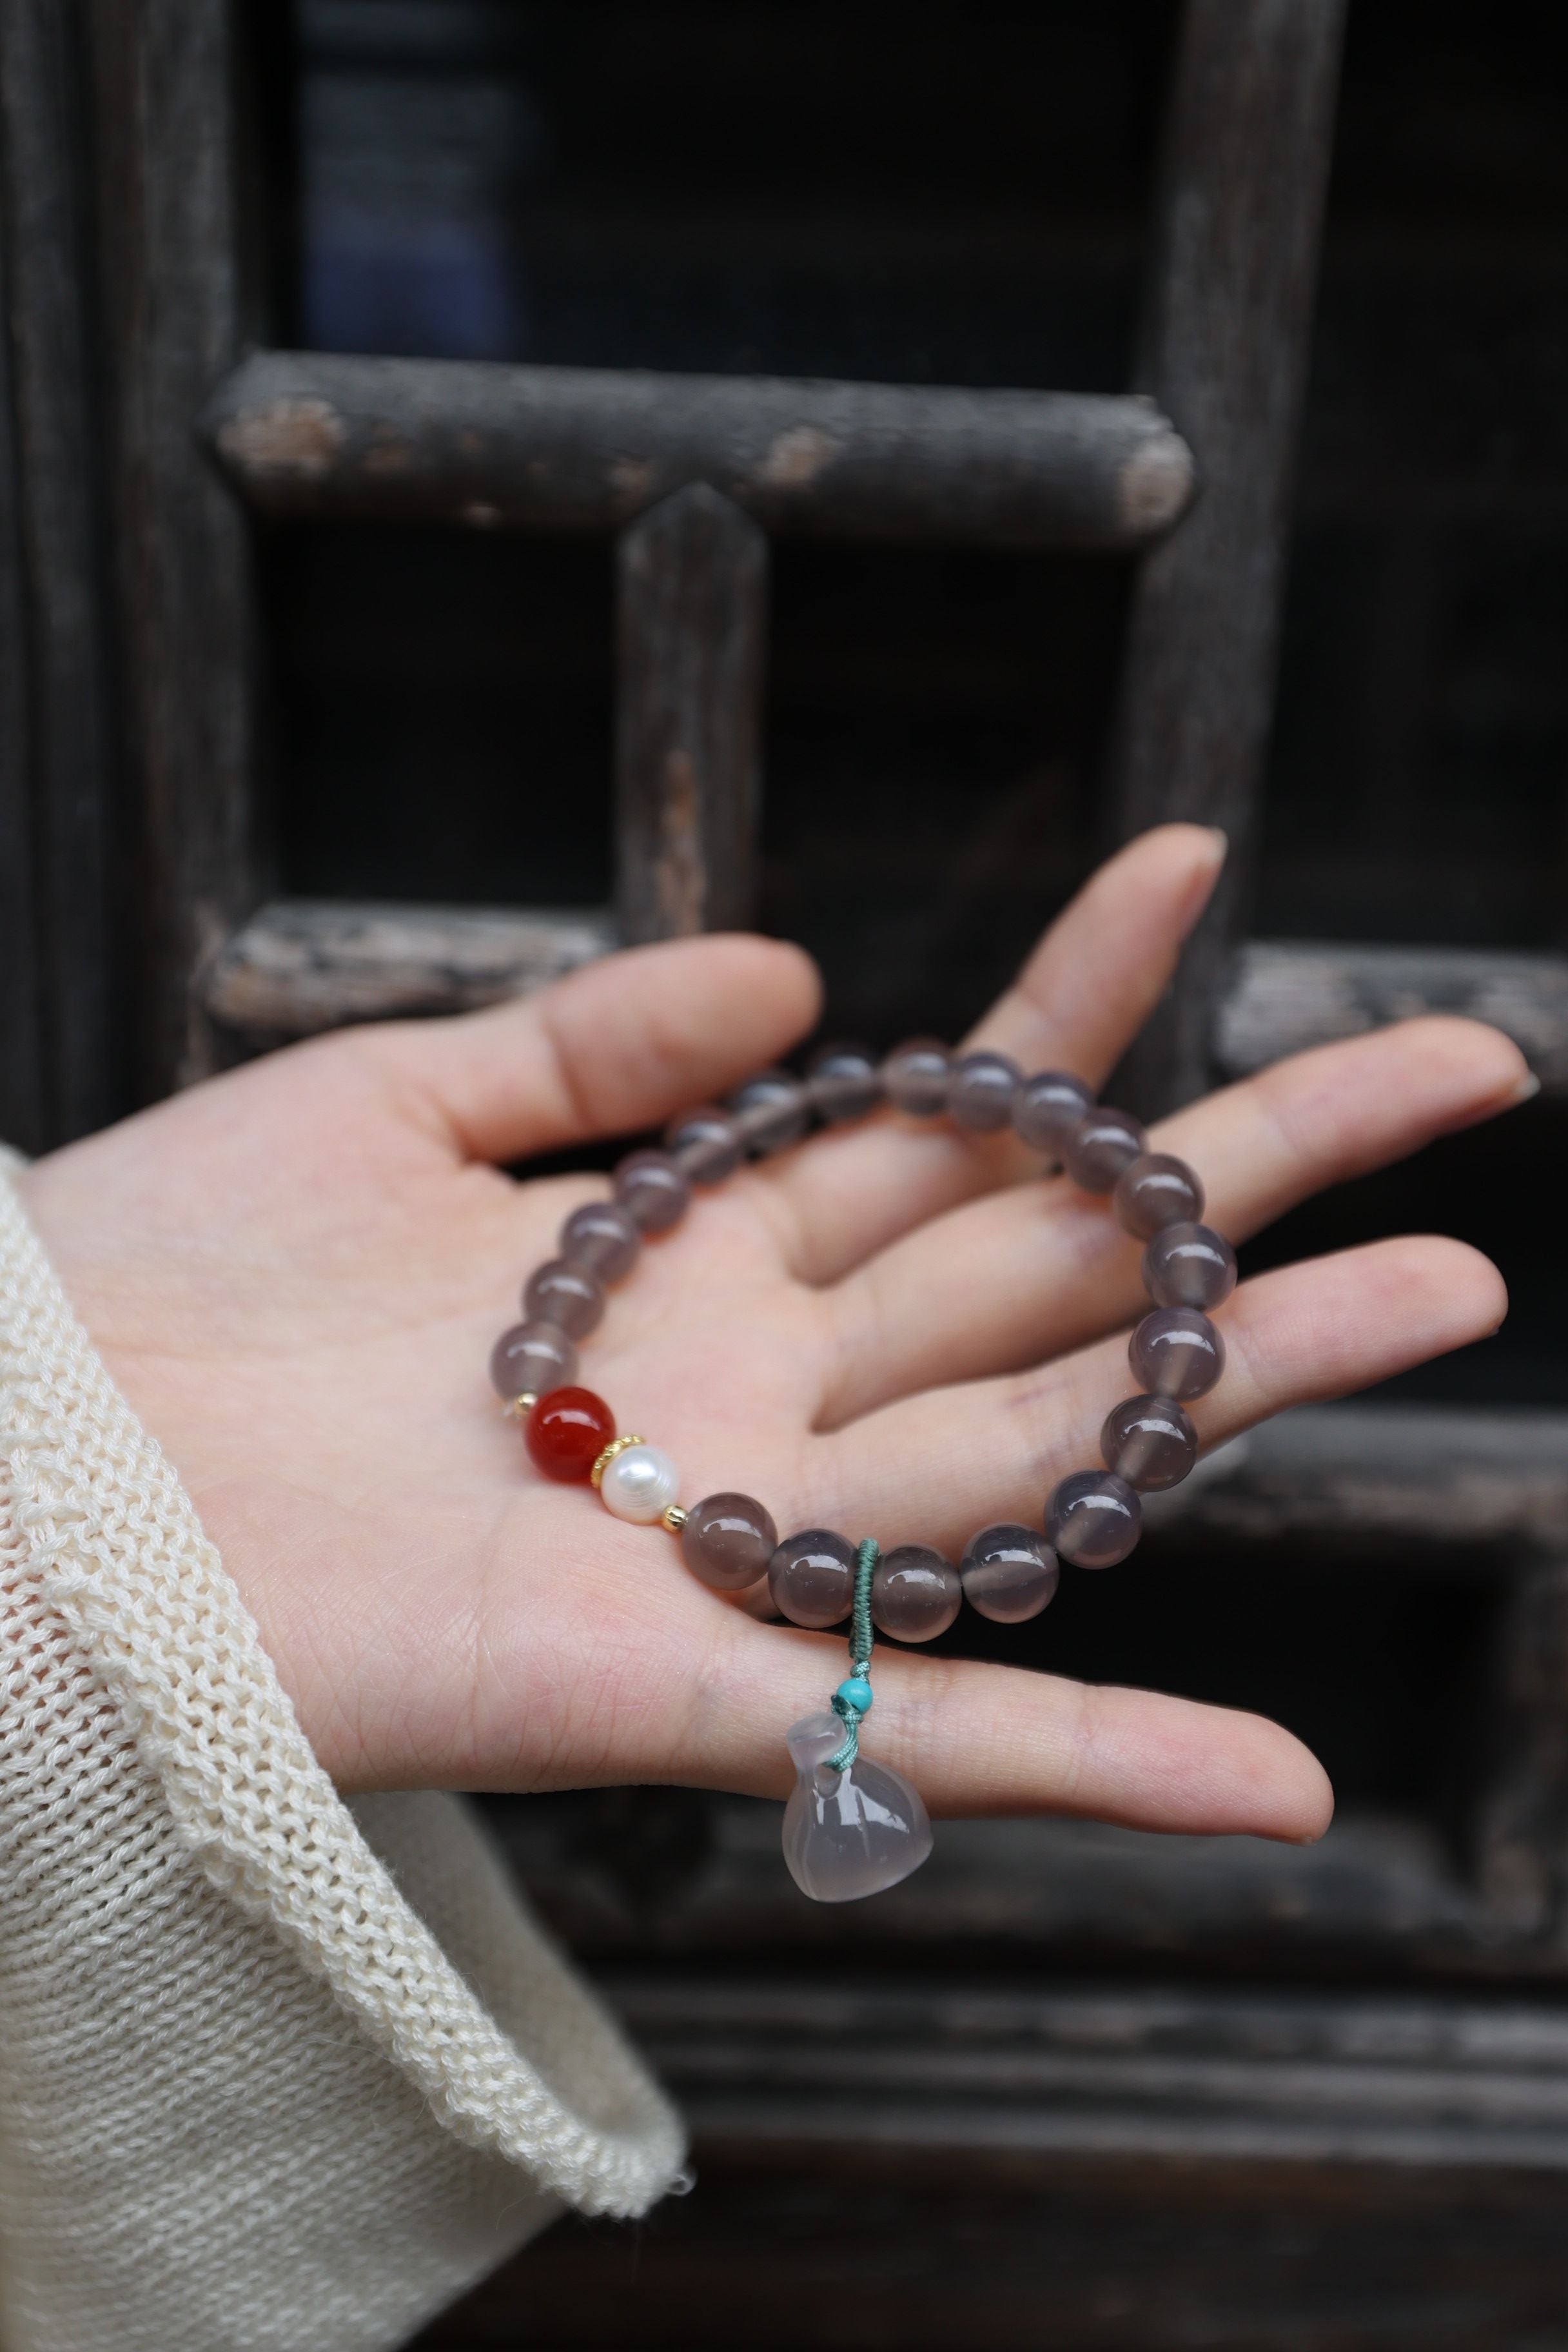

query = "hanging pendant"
[[781, 1710, 932, 1902]]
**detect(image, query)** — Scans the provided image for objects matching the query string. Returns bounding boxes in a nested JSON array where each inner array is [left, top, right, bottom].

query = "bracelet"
[[487, 1039, 1236, 1905]]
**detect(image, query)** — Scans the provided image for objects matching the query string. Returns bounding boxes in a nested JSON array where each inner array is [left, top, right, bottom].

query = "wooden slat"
[[204, 905, 1568, 1117], [202, 346, 1195, 551], [204, 898, 614, 1036], [423, 2156, 1568, 2351], [1108, 0, 1348, 1115], [498, 1794, 1504, 1972], [612, 1976, 1568, 2173], [1219, 939, 1568, 1092], [0, 105, 43, 1151], [616, 485, 768, 943], [1150, 1402, 1568, 1554], [0, 0, 121, 1148], [83, 0, 263, 1095]]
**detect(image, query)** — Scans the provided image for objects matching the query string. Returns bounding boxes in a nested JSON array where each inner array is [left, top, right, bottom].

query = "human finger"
[[683, 1608, 1333, 1834], [820, 1014, 1528, 1422], [760, 822, 1227, 1284], [358, 932, 822, 1164], [816, 1235, 1505, 1558]]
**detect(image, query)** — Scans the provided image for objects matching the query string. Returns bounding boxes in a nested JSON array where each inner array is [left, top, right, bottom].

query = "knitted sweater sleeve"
[[0, 1153, 686, 2352]]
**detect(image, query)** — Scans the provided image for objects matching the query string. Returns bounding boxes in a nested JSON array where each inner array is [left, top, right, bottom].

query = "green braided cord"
[[826, 1538, 879, 1773]]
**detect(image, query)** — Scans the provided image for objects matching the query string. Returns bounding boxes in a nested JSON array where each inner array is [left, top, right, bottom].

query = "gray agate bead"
[[1014, 1070, 1093, 1155], [959, 1524, 1060, 1623], [769, 1529, 857, 1628], [870, 1545, 961, 1642], [614, 1148, 691, 1233], [1143, 1221, 1237, 1311], [488, 1319, 578, 1401], [807, 1043, 882, 1122], [883, 1037, 952, 1115], [560, 1199, 641, 1281], [1113, 1152, 1204, 1239], [1046, 1471, 1141, 1569], [730, 1068, 810, 1155], [665, 1106, 743, 1185], [522, 1257, 605, 1338], [1101, 1393, 1198, 1491], [1063, 1106, 1147, 1192], [1130, 1306, 1225, 1400], [948, 1050, 1021, 1131], [682, 1492, 779, 1591]]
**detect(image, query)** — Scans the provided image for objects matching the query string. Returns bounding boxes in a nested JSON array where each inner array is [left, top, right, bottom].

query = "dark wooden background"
[[5, 3, 1568, 2344]]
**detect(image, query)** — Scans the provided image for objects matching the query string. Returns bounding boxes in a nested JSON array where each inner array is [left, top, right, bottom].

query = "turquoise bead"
[[836, 1676, 874, 1714]]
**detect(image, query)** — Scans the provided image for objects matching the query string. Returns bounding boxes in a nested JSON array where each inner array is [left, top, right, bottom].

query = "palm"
[[20, 827, 1526, 1845]]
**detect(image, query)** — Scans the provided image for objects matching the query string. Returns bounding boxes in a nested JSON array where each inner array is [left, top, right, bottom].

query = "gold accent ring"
[[591, 1433, 647, 1489]]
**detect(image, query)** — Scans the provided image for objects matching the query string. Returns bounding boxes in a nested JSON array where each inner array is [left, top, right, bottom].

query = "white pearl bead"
[[600, 1443, 680, 1525]]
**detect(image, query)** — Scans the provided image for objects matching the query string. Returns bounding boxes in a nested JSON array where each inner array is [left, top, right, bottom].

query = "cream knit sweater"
[[0, 1152, 685, 2351]]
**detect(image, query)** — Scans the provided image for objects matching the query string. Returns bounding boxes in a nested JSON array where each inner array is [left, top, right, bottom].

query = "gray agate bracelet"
[[488, 1038, 1237, 1903]]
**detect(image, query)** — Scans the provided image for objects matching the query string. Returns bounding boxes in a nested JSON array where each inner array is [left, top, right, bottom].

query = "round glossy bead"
[[489, 1319, 579, 1402], [522, 1257, 605, 1338], [769, 1529, 858, 1628], [871, 1544, 961, 1642], [525, 1386, 615, 1482], [959, 1524, 1067, 1618], [600, 1442, 681, 1524], [665, 1106, 743, 1186], [1130, 1306, 1226, 1400], [959, 1524, 1060, 1623], [807, 1043, 882, 1122], [1143, 1221, 1237, 1311], [560, 1199, 641, 1281], [681, 1491, 779, 1591], [948, 1050, 1021, 1132], [883, 1037, 952, 1116], [1113, 1152, 1205, 1240], [1014, 1070, 1093, 1156], [836, 1676, 874, 1714], [729, 1069, 809, 1155], [1046, 1471, 1141, 1569], [1101, 1393, 1199, 1491], [1063, 1106, 1148, 1192], [614, 1148, 691, 1234]]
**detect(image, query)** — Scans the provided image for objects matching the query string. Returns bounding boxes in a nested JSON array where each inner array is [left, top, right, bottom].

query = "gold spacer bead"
[[591, 1433, 647, 1490], [662, 1504, 689, 1533], [502, 1391, 539, 1418]]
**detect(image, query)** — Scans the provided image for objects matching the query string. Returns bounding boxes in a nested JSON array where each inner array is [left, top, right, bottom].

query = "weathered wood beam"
[[611, 1975, 1568, 2173], [83, 0, 263, 1095], [202, 899, 614, 1037], [1150, 1402, 1568, 1556], [0, 0, 121, 1148], [1218, 939, 1568, 1093], [204, 905, 1568, 1116], [202, 347, 1195, 551], [616, 485, 768, 943], [1108, 0, 1348, 1115]]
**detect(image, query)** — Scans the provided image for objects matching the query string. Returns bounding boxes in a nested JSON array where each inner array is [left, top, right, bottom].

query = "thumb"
[[370, 932, 823, 1162]]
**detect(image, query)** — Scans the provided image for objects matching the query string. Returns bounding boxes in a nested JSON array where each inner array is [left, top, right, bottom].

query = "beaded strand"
[[487, 1036, 1239, 1637]]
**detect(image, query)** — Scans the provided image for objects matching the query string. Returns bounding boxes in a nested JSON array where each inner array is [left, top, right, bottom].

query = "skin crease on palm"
[[18, 825, 1531, 1846]]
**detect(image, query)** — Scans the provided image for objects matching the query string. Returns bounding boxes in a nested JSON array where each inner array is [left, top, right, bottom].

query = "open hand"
[[19, 827, 1526, 1842]]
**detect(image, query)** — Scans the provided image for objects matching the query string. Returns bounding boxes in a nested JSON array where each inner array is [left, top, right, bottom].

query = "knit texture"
[[0, 1151, 685, 2351]]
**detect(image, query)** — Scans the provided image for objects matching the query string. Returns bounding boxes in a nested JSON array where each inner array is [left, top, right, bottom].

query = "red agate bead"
[[525, 1386, 614, 1482]]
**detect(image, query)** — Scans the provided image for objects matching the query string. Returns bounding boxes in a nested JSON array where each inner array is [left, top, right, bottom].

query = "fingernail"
[[1200, 827, 1229, 861], [1511, 1071, 1542, 1106]]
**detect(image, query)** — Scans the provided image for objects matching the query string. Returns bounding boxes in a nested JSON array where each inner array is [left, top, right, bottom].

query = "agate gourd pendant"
[[781, 1710, 933, 1902]]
